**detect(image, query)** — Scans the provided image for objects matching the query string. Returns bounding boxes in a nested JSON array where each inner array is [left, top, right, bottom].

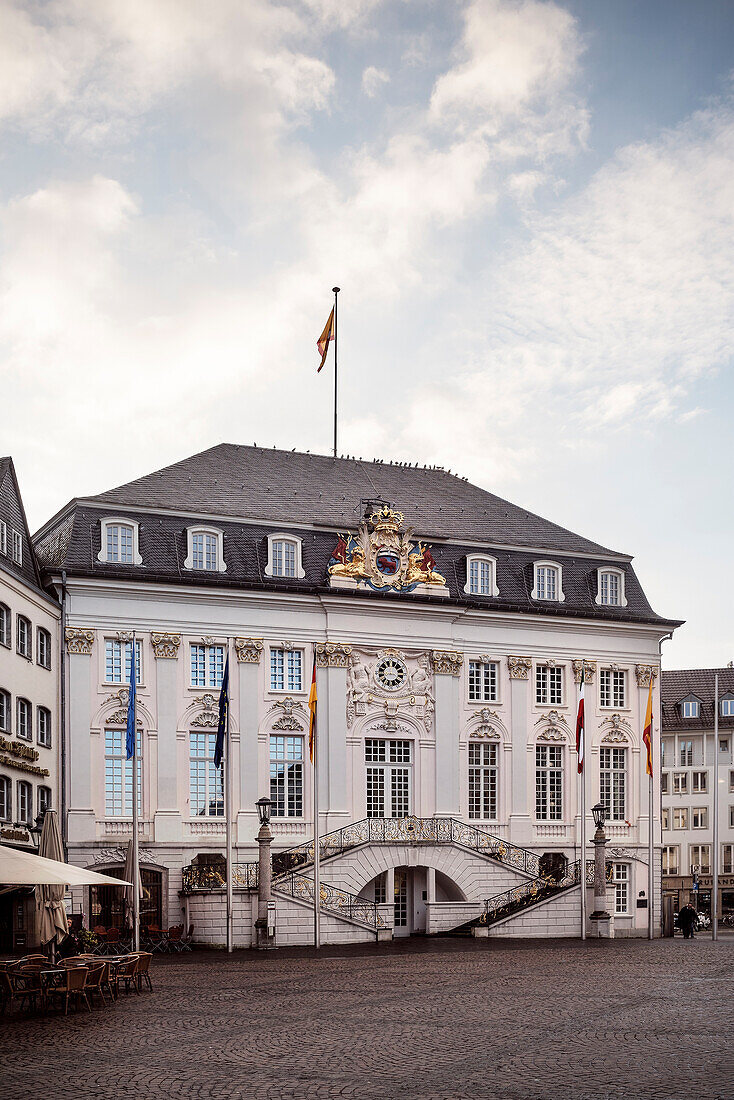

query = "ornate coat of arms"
[[328, 506, 447, 595]]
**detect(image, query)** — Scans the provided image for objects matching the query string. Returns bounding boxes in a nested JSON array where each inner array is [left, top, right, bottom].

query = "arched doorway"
[[89, 867, 163, 930], [362, 866, 465, 936]]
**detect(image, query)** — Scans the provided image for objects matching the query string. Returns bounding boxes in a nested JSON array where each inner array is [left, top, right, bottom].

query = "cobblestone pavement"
[[2, 937, 733, 1100]]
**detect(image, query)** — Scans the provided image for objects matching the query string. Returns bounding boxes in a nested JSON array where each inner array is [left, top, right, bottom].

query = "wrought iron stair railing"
[[471, 858, 612, 929], [276, 872, 384, 931], [181, 816, 542, 894]]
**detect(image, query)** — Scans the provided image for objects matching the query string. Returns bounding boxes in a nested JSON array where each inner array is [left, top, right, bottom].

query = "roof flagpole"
[[332, 287, 340, 459]]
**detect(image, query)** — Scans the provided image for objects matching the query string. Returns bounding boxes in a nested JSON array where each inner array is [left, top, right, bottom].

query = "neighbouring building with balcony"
[[660, 667, 734, 921], [34, 445, 680, 944], [0, 457, 61, 952]]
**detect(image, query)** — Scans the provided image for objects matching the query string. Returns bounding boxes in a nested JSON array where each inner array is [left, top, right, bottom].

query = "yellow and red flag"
[[642, 674, 654, 777], [308, 654, 317, 762], [317, 308, 334, 372]]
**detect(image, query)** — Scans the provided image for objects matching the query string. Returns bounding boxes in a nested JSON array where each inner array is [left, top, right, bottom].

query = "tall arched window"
[[532, 561, 565, 602], [464, 555, 499, 597], [265, 534, 305, 579]]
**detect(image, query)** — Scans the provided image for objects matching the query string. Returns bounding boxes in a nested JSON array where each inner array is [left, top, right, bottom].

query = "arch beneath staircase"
[[346, 843, 473, 900]]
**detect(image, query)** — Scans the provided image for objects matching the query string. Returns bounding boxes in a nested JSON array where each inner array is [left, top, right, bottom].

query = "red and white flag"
[[575, 663, 585, 773], [316, 308, 334, 372]]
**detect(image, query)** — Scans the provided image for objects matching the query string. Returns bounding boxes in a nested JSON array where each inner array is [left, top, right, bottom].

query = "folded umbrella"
[[0, 843, 132, 887]]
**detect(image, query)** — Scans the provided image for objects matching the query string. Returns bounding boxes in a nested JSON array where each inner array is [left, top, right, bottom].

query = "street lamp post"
[[255, 797, 275, 949], [590, 802, 612, 936]]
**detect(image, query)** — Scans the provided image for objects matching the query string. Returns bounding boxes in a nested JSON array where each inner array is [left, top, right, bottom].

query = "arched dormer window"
[[184, 527, 226, 573], [531, 561, 564, 603], [464, 555, 499, 597], [265, 534, 305, 579], [98, 517, 142, 565], [595, 567, 627, 607]]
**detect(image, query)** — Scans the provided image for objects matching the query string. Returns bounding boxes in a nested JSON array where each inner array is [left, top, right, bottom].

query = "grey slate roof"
[[83, 443, 623, 556], [661, 669, 734, 731], [33, 444, 681, 629], [0, 456, 46, 594]]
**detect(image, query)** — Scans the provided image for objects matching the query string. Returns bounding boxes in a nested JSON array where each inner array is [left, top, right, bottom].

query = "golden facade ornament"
[[65, 627, 95, 655], [316, 642, 353, 668], [150, 632, 181, 659], [234, 637, 264, 664], [431, 650, 463, 676], [635, 664, 659, 688], [507, 656, 532, 680], [572, 659, 597, 684], [328, 505, 447, 595]]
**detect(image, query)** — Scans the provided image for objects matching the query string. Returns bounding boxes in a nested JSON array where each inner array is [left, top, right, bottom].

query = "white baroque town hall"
[[35, 445, 679, 944]]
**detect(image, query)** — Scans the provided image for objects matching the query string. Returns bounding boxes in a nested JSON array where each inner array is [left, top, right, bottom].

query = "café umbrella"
[[36, 810, 70, 946], [123, 836, 143, 930], [0, 843, 132, 887]]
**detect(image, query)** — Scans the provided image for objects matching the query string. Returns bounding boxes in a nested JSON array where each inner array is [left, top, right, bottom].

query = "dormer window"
[[596, 567, 627, 607], [185, 527, 226, 573], [721, 696, 734, 717], [464, 555, 499, 597], [98, 517, 142, 565], [265, 534, 305, 579], [532, 562, 564, 603], [682, 700, 700, 719]]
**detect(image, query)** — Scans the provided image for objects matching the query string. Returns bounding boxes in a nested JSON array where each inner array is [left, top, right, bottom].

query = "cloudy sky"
[[1, 0, 733, 669]]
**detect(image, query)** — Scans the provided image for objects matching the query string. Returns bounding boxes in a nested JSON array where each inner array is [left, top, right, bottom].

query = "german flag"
[[642, 674, 654, 777], [317, 308, 334, 372], [308, 654, 317, 762]]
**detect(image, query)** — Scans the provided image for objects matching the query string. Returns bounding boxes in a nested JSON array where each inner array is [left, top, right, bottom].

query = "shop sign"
[[0, 734, 49, 777], [0, 826, 31, 844]]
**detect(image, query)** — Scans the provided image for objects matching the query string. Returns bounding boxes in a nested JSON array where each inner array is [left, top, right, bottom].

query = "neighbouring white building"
[[34, 445, 680, 944], [0, 457, 61, 952], [660, 667, 734, 921]]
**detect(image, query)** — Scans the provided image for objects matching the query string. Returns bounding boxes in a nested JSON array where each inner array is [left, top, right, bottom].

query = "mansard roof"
[[661, 668, 734, 730], [33, 445, 680, 630], [0, 456, 48, 596]]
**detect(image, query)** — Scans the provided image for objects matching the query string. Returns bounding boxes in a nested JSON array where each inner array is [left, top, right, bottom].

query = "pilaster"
[[65, 627, 96, 843], [316, 643, 351, 828], [508, 655, 532, 844], [152, 632, 183, 842], [431, 650, 462, 816], [236, 639, 262, 842]]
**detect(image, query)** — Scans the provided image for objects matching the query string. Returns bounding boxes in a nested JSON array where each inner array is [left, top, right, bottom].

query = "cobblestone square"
[[2, 937, 732, 1100]]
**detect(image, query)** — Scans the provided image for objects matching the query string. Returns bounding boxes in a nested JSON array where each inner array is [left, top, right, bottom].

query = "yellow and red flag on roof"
[[317, 308, 334, 372], [642, 675, 654, 777], [308, 655, 317, 762]]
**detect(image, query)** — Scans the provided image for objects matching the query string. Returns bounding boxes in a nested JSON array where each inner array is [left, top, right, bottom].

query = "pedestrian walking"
[[678, 903, 698, 939]]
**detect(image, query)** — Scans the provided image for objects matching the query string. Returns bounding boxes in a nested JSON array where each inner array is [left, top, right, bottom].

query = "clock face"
[[375, 655, 407, 692]]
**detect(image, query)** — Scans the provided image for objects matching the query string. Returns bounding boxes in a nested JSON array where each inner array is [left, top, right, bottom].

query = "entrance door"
[[90, 867, 163, 930], [393, 870, 409, 937]]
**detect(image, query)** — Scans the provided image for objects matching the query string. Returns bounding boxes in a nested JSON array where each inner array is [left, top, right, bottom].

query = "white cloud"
[[361, 65, 390, 97]]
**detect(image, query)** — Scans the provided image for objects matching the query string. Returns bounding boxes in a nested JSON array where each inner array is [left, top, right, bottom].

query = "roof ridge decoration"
[[328, 504, 448, 596]]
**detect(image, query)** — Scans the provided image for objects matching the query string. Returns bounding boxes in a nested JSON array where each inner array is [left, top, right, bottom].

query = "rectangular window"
[[691, 771, 707, 793], [730, 806, 734, 829], [468, 742, 498, 820], [106, 523, 133, 564], [600, 572, 620, 606], [690, 844, 710, 874], [681, 701, 699, 719], [189, 732, 223, 817], [721, 699, 734, 717], [600, 747, 626, 821], [692, 807, 707, 829], [270, 648, 303, 692], [37, 707, 51, 748], [17, 699, 31, 740], [719, 738, 730, 754], [0, 521, 6, 555], [364, 739, 412, 818], [17, 616, 31, 659], [37, 786, 51, 815], [661, 846, 678, 875], [192, 532, 218, 570], [535, 745, 563, 820], [104, 730, 142, 817], [673, 772, 688, 794], [730, 770, 734, 792], [723, 845, 734, 875], [679, 740, 693, 766], [468, 660, 498, 703], [0, 691, 8, 733], [105, 639, 141, 684], [17, 780, 32, 824], [0, 777, 9, 821], [661, 808, 669, 830], [612, 863, 630, 915], [269, 735, 304, 818], [536, 664, 563, 705], [0, 604, 9, 648], [599, 669, 626, 708], [272, 540, 296, 578], [673, 808, 688, 829], [12, 529, 22, 565], [661, 772, 668, 794], [37, 628, 51, 669], [190, 644, 224, 689], [469, 559, 492, 595], [374, 874, 387, 905]]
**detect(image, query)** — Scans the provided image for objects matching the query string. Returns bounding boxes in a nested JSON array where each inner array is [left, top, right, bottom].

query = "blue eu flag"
[[125, 639, 136, 761], [214, 655, 229, 769]]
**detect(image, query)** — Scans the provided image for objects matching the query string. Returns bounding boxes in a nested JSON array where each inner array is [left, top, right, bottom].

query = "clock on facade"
[[375, 655, 407, 692]]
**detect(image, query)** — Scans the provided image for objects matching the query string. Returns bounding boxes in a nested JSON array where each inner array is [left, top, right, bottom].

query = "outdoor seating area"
[[88, 924, 193, 955], [0, 951, 154, 1016]]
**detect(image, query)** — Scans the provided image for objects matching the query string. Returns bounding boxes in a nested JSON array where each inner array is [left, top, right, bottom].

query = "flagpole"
[[225, 643, 233, 954], [131, 632, 140, 953], [580, 756, 586, 941], [313, 696, 321, 951], [648, 673, 655, 940], [332, 286, 340, 459], [712, 673, 719, 941]]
